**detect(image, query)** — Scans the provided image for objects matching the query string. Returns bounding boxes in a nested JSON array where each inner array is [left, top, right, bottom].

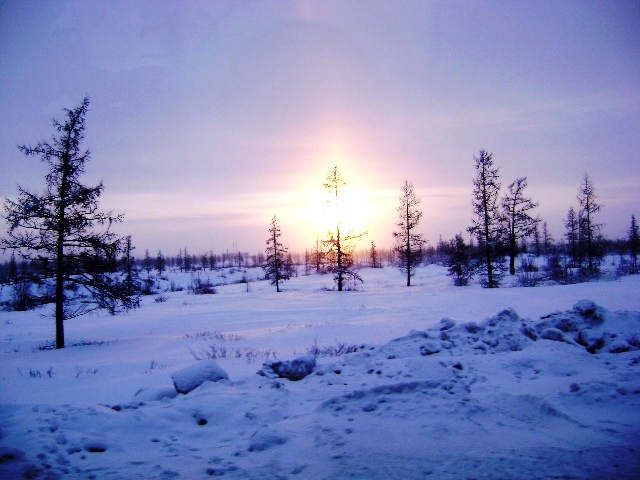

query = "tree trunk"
[[55, 156, 70, 349], [406, 203, 411, 287], [509, 224, 516, 275], [336, 226, 343, 291]]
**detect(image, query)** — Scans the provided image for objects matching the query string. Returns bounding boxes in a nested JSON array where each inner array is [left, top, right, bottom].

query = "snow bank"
[[397, 300, 640, 358], [171, 359, 229, 394]]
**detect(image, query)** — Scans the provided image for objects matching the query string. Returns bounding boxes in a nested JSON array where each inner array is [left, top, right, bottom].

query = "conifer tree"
[[143, 249, 152, 275], [321, 166, 366, 291], [393, 181, 425, 286], [369, 240, 380, 268], [564, 207, 579, 267], [447, 233, 472, 286], [468, 150, 503, 287], [577, 173, 602, 273], [1, 97, 139, 348], [155, 250, 166, 274], [501, 177, 539, 275], [263, 215, 289, 292], [629, 214, 639, 274]]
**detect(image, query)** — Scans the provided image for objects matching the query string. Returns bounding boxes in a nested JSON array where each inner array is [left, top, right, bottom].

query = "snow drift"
[[1, 268, 639, 480]]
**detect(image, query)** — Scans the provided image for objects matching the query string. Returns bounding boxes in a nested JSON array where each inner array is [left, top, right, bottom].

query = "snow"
[[172, 359, 229, 394], [1, 265, 639, 479]]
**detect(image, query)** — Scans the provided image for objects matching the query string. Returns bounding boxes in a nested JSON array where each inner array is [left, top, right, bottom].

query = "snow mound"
[[258, 355, 316, 381], [171, 359, 229, 394], [538, 300, 640, 354], [133, 386, 178, 402], [380, 300, 640, 358], [410, 307, 537, 355], [248, 428, 289, 452]]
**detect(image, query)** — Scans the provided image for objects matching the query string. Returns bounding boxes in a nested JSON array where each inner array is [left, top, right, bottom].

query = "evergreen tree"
[[1, 97, 138, 348], [393, 181, 425, 286], [119, 236, 140, 305], [542, 221, 553, 255], [155, 250, 166, 274], [532, 223, 541, 257], [501, 177, 539, 275], [263, 215, 289, 292], [369, 240, 380, 268], [183, 247, 191, 272], [143, 249, 152, 275], [177, 249, 184, 272], [321, 166, 366, 291], [467, 150, 503, 287], [447, 233, 473, 286], [564, 207, 579, 267], [313, 234, 324, 273]]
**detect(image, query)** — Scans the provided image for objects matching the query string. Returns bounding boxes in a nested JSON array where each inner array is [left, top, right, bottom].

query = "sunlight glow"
[[299, 186, 376, 239]]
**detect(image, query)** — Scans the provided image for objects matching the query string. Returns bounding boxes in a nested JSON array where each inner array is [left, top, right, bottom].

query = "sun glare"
[[300, 186, 375, 238]]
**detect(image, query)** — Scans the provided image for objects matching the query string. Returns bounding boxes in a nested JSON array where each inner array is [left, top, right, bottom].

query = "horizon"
[[1, 1, 638, 257]]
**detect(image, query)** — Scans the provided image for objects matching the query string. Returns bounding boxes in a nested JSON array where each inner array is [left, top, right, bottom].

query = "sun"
[[299, 185, 375, 238]]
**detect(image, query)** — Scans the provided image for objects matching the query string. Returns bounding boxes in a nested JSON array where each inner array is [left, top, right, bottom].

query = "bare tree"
[[468, 150, 503, 287], [393, 181, 425, 286], [321, 166, 366, 291], [501, 177, 539, 275], [1, 97, 139, 348], [263, 215, 289, 292]]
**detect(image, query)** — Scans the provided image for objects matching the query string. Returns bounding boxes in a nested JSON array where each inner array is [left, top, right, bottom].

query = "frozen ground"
[[1, 265, 639, 479]]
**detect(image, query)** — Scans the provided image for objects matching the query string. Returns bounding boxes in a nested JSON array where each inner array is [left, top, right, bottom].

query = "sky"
[[1, 0, 639, 258]]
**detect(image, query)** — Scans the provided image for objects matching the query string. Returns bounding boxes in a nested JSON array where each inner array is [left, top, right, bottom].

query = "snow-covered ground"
[[1, 265, 639, 479]]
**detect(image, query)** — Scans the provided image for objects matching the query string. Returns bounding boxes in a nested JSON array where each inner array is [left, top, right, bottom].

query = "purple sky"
[[1, 0, 639, 257]]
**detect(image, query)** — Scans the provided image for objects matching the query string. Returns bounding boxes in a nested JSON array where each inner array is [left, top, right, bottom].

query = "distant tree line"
[[2, 98, 638, 346]]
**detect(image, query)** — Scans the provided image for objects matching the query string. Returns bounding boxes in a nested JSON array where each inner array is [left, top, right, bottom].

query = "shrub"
[[306, 339, 364, 357], [188, 275, 216, 295]]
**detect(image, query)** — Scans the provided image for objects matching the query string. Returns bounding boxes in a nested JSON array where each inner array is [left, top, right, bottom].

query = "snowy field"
[[1, 265, 639, 479]]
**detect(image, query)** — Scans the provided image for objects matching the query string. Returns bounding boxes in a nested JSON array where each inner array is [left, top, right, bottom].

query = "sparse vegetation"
[[185, 330, 246, 342], [189, 345, 276, 363], [306, 338, 365, 357]]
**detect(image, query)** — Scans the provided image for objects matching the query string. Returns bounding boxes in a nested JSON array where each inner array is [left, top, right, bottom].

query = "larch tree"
[[629, 214, 639, 273], [1, 97, 139, 348], [542, 221, 553, 255], [467, 150, 503, 287], [321, 165, 366, 291], [263, 215, 289, 292], [143, 249, 152, 274], [501, 177, 539, 275], [369, 240, 380, 268], [577, 173, 602, 273], [564, 207, 579, 267], [447, 233, 473, 286], [155, 250, 166, 274], [393, 181, 425, 286]]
